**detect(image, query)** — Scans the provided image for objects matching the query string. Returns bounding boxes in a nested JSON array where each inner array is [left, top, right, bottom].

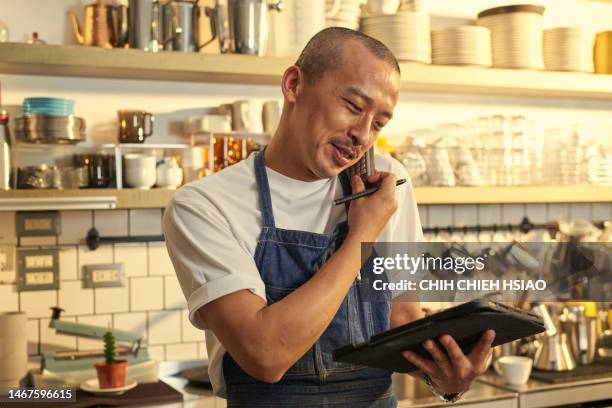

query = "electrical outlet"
[[17, 248, 59, 291], [83, 264, 124, 288], [0, 245, 16, 283]]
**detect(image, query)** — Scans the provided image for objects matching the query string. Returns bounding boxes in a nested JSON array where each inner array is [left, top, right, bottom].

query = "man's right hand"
[[346, 171, 398, 243]]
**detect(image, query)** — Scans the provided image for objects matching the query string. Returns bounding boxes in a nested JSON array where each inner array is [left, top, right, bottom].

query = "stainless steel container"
[[15, 115, 86, 144], [0, 110, 11, 190], [560, 309, 598, 365], [128, 0, 162, 51], [162, 0, 197, 52], [228, 0, 281, 55]]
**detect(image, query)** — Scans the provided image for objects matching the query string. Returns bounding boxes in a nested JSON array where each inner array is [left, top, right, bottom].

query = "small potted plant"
[[95, 326, 127, 389]]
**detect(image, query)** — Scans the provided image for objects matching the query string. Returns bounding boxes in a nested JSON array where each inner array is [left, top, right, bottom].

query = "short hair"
[[295, 27, 401, 84]]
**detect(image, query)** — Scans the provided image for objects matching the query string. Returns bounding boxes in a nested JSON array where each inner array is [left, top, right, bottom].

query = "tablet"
[[332, 298, 545, 373]]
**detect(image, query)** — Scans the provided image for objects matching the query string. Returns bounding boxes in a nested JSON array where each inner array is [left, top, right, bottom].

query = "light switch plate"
[[16, 211, 61, 237], [83, 263, 124, 288], [17, 248, 59, 291], [0, 245, 16, 283]]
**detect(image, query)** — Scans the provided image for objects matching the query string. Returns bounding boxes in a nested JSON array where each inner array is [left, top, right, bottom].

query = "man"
[[164, 28, 494, 407]]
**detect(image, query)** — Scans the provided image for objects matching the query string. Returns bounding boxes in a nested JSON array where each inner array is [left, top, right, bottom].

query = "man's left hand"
[[402, 330, 495, 395]]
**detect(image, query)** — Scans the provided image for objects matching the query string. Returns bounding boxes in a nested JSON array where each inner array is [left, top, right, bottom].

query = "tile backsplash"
[[0, 208, 205, 362], [0, 202, 609, 361]]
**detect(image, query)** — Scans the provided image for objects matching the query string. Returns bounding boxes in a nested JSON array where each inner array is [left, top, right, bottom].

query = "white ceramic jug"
[[269, 0, 341, 57]]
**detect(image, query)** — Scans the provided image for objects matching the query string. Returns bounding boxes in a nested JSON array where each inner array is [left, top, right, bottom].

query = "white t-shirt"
[[163, 152, 423, 397]]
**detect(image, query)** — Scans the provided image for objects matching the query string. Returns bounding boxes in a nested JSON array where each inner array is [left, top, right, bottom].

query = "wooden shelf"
[[0, 189, 175, 209], [1, 43, 611, 99], [0, 185, 610, 209], [414, 185, 612, 204]]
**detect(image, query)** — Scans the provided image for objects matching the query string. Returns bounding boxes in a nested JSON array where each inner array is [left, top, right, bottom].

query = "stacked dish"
[[476, 4, 545, 69], [431, 26, 492, 67], [16, 114, 86, 144], [22, 97, 75, 116], [326, 0, 363, 30], [361, 11, 431, 63], [543, 27, 594, 72]]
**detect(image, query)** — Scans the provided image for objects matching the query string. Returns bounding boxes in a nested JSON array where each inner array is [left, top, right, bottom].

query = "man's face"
[[293, 41, 400, 180]]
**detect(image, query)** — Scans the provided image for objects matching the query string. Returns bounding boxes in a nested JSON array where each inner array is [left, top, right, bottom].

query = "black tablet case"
[[333, 299, 545, 373]]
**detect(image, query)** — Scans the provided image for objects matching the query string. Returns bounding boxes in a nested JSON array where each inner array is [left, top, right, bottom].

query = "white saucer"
[[80, 379, 138, 396]]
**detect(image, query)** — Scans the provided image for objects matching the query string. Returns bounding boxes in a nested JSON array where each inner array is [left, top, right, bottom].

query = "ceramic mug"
[[124, 153, 156, 189], [262, 101, 281, 134], [496, 356, 533, 385], [232, 100, 263, 133]]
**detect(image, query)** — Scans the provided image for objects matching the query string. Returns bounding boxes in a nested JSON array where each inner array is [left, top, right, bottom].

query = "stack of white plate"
[[543, 27, 594, 72], [326, 0, 363, 30], [361, 11, 431, 63], [476, 4, 545, 69], [431, 26, 492, 67]]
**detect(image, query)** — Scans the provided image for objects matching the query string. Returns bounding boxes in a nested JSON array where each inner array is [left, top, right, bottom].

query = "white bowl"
[[156, 166, 183, 189]]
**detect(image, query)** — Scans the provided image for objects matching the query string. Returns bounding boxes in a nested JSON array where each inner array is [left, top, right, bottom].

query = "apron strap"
[[254, 147, 276, 228]]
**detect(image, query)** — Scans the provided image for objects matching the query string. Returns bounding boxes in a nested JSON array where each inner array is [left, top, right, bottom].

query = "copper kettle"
[[68, 0, 128, 48]]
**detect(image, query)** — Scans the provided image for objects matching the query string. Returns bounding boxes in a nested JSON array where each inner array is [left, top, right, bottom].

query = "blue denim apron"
[[223, 150, 396, 407]]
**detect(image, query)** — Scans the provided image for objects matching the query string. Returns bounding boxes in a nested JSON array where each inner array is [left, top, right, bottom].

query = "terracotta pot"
[[95, 360, 127, 389]]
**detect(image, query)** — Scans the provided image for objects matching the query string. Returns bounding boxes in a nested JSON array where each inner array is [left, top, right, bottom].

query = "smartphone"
[[345, 146, 375, 184]]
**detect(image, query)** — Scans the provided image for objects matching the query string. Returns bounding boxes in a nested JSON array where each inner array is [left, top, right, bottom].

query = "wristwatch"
[[422, 373, 464, 404]]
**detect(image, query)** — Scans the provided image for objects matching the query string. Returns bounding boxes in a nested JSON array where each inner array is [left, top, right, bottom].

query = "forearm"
[[253, 234, 365, 375], [390, 300, 424, 329]]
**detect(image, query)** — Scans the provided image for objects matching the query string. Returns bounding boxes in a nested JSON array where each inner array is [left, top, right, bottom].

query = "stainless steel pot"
[[15, 115, 86, 144]]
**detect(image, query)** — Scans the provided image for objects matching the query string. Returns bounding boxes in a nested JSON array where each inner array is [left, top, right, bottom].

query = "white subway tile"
[[165, 277, 185, 310], [129, 209, 162, 236], [547, 204, 570, 222], [453, 205, 478, 227], [114, 243, 147, 277], [0, 284, 18, 312], [591, 203, 612, 221], [148, 243, 175, 276], [569, 204, 591, 220], [113, 312, 147, 339], [95, 285, 129, 314], [147, 345, 165, 361], [478, 205, 502, 225], [94, 210, 128, 237], [20, 290, 57, 318], [58, 281, 93, 316], [502, 204, 525, 224], [198, 342, 208, 360], [182, 309, 204, 342], [19, 237, 57, 246], [165, 343, 198, 361], [428, 205, 453, 228], [525, 204, 547, 224], [59, 246, 78, 281], [131, 277, 164, 312], [40, 316, 77, 353], [148, 310, 181, 345], [0, 211, 16, 244], [78, 245, 113, 279], [58, 211, 92, 245], [417, 206, 429, 228], [27, 319, 39, 356], [76, 315, 111, 351]]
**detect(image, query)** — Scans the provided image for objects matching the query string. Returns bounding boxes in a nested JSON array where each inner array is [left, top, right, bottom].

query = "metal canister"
[[594, 30, 612, 74], [0, 110, 11, 190]]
